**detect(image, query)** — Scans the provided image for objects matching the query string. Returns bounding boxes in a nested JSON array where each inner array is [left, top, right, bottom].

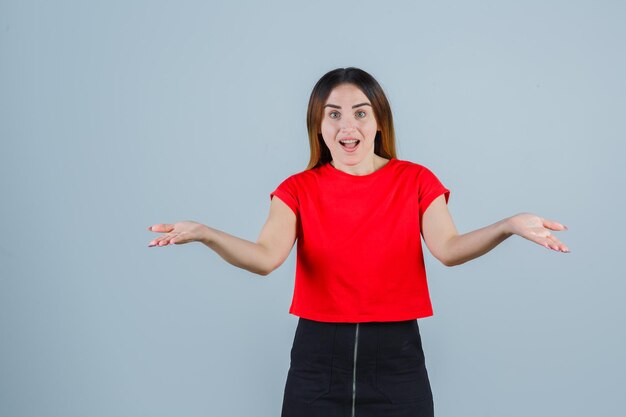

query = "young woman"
[[147, 67, 569, 417]]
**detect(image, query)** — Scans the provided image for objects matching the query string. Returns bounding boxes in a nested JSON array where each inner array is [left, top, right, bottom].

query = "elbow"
[[255, 259, 281, 276], [258, 266, 275, 276], [253, 244, 279, 276], [441, 257, 455, 267], [254, 243, 291, 276], [254, 264, 274, 276], [442, 255, 469, 267], [252, 266, 268, 276], [260, 253, 290, 276], [440, 235, 461, 267], [442, 258, 458, 267], [436, 247, 454, 267]]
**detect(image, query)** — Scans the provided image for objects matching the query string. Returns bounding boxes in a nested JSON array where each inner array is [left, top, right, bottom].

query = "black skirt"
[[281, 317, 434, 417]]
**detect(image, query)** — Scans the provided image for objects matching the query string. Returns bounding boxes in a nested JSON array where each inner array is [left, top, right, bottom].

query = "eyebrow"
[[323, 102, 372, 109]]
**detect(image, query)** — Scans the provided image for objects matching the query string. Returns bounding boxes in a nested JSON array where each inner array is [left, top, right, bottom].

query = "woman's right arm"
[[202, 196, 297, 275], [148, 196, 297, 276]]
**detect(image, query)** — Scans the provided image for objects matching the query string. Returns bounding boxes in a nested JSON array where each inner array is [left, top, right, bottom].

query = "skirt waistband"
[[292, 317, 423, 372]]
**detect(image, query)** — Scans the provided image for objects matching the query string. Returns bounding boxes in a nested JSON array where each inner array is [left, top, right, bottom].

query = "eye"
[[329, 111, 340, 119], [355, 110, 366, 118]]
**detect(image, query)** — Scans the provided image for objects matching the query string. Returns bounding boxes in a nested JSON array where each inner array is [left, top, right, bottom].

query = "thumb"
[[542, 218, 568, 231], [147, 223, 175, 232]]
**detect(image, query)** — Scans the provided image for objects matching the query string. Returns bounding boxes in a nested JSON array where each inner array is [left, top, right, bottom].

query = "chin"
[[332, 153, 362, 164]]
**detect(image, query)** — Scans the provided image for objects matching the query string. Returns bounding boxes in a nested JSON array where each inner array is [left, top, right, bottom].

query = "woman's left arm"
[[421, 194, 570, 267]]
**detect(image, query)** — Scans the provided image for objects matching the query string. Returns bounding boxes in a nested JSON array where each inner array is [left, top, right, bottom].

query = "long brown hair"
[[305, 67, 397, 170]]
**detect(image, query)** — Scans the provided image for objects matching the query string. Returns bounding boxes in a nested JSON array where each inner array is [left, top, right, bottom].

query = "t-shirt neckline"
[[325, 157, 397, 179]]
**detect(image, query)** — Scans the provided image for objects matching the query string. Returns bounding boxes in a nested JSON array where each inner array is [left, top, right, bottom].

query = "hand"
[[506, 213, 570, 253], [147, 221, 207, 247]]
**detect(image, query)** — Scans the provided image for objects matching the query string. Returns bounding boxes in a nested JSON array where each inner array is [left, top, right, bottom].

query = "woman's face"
[[320, 83, 379, 169]]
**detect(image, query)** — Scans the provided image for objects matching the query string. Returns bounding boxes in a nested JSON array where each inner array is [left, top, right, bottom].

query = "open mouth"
[[339, 139, 360, 152]]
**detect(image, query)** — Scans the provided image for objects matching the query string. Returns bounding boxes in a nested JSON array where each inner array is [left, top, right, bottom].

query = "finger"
[[539, 237, 555, 250], [151, 224, 176, 233], [169, 233, 181, 245], [542, 219, 568, 231], [539, 233, 557, 250], [148, 236, 165, 247], [158, 234, 174, 246], [153, 234, 173, 246], [546, 234, 570, 252], [164, 232, 182, 245], [148, 235, 166, 247], [148, 224, 175, 233]]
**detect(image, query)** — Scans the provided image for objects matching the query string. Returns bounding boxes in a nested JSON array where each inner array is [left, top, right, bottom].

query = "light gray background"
[[2, 1, 624, 416]]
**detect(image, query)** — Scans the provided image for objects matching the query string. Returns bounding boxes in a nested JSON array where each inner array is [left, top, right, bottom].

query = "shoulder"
[[390, 159, 449, 192], [275, 165, 324, 189], [286, 166, 322, 181], [390, 158, 434, 177]]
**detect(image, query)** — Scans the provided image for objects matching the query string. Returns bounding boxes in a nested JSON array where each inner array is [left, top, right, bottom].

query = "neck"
[[330, 155, 390, 176]]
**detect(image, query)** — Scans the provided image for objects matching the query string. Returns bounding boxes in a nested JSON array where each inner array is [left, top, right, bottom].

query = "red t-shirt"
[[269, 157, 450, 323]]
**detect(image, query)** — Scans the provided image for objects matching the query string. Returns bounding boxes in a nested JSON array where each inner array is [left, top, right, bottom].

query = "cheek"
[[319, 125, 333, 146], [320, 121, 338, 139], [362, 120, 378, 136]]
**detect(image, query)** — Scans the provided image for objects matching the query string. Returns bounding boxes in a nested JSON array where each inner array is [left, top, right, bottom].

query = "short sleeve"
[[269, 175, 299, 218], [417, 166, 451, 225]]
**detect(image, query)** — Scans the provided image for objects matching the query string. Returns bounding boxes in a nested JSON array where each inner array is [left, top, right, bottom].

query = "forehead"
[[324, 84, 369, 104]]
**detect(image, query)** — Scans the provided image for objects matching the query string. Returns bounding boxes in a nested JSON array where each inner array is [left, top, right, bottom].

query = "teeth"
[[340, 139, 359, 144]]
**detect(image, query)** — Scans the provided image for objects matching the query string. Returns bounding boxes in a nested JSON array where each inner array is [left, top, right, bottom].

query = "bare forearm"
[[444, 218, 512, 266], [200, 226, 271, 276]]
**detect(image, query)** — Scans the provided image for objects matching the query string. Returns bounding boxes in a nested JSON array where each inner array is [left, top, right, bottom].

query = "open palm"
[[508, 212, 570, 253], [147, 221, 207, 247]]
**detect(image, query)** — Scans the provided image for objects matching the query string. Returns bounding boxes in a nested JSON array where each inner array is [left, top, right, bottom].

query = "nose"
[[339, 118, 357, 131]]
